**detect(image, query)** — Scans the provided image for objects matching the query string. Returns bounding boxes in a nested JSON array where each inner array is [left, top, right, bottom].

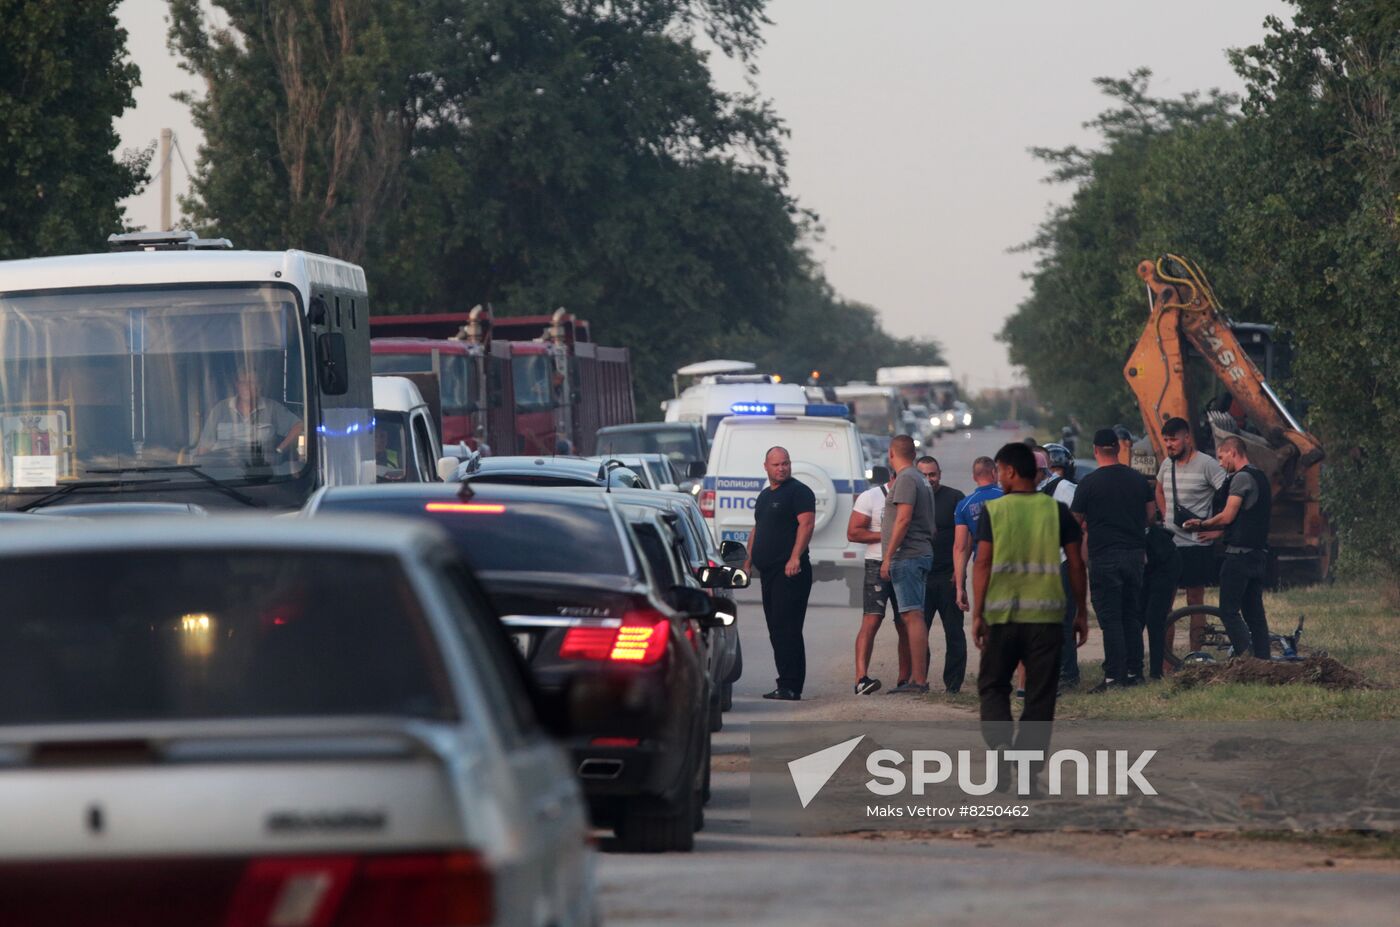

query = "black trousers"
[[1142, 545, 1181, 678], [760, 562, 813, 694], [978, 622, 1062, 759], [1057, 563, 1079, 685], [1089, 550, 1145, 681], [923, 571, 966, 692], [1218, 549, 1271, 658]]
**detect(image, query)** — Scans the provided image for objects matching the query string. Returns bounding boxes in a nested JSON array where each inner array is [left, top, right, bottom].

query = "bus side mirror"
[[317, 332, 349, 395], [687, 461, 707, 479], [308, 294, 329, 327]]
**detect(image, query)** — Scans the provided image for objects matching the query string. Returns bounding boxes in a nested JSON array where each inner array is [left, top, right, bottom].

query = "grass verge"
[[1059, 576, 1399, 721]]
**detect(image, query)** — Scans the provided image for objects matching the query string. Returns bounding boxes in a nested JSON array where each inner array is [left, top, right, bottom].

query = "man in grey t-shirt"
[[1154, 417, 1227, 652], [881, 434, 935, 693]]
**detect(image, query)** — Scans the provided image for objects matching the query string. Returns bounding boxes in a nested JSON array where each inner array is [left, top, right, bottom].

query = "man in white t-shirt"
[[847, 466, 906, 694], [1155, 417, 1227, 652], [1038, 444, 1084, 689]]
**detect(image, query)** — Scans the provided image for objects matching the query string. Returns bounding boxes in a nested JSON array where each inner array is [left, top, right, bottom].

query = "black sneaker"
[[854, 676, 882, 695], [888, 681, 930, 695], [763, 688, 801, 701], [1086, 678, 1118, 694], [1123, 674, 1144, 688]]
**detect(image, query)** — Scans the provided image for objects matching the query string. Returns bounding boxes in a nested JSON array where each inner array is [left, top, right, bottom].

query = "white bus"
[[0, 232, 373, 511]]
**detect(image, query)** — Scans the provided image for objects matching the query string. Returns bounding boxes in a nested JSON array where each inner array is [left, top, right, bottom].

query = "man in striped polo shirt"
[[972, 443, 1087, 789]]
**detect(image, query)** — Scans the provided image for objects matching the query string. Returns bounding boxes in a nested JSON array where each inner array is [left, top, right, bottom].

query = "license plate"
[[720, 530, 750, 544], [511, 632, 532, 658]]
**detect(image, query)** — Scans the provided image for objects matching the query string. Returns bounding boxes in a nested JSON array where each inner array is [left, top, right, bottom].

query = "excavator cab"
[[1123, 255, 1334, 585]]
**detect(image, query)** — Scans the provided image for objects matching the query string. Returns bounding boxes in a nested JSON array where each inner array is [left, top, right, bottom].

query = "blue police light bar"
[[804, 403, 850, 417], [731, 402, 775, 415]]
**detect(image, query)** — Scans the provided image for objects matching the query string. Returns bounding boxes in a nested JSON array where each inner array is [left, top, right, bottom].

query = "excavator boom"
[[1122, 254, 1332, 583]]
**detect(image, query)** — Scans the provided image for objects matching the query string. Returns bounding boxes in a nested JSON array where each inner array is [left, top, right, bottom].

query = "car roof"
[[314, 480, 616, 510], [0, 515, 448, 559], [372, 376, 428, 413], [597, 422, 700, 434], [36, 502, 208, 517]]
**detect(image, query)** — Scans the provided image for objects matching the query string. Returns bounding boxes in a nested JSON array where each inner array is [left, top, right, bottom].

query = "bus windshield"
[[512, 353, 557, 412], [371, 350, 480, 417], [848, 396, 898, 436], [0, 285, 308, 492]]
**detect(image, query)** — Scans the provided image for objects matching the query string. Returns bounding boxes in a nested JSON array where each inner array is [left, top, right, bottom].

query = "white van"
[[701, 404, 865, 599], [664, 375, 810, 441], [371, 376, 455, 482]]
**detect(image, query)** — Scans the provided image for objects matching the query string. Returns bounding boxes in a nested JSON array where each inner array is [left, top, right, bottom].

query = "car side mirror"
[[317, 332, 349, 395], [687, 461, 707, 479], [437, 457, 458, 481], [718, 539, 746, 565], [698, 565, 749, 590], [870, 465, 891, 486], [667, 585, 715, 621]]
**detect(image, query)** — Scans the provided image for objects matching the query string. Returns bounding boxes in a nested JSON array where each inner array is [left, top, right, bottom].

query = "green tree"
[[1227, 0, 1400, 577], [1001, 70, 1238, 426], [0, 0, 148, 259], [168, 0, 429, 264]]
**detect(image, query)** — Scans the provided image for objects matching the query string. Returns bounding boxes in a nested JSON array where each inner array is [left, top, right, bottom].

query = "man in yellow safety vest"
[[971, 442, 1088, 791]]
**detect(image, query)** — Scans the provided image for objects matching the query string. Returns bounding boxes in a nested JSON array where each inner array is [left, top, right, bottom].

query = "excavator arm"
[[1125, 254, 1324, 469], [1123, 254, 1333, 583]]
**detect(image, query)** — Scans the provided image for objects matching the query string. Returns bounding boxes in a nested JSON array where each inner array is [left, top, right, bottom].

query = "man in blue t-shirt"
[[954, 456, 1004, 613]]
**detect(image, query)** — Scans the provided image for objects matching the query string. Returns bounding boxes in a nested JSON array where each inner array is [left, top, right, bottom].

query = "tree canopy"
[[1003, 1, 1400, 574], [167, 0, 941, 411], [0, 0, 148, 259]]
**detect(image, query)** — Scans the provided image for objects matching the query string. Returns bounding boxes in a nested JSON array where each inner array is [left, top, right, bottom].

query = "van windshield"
[[0, 285, 308, 491], [596, 428, 703, 467], [0, 550, 455, 724]]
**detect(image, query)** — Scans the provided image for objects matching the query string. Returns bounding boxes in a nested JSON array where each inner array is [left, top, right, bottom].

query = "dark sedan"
[[304, 482, 722, 852]]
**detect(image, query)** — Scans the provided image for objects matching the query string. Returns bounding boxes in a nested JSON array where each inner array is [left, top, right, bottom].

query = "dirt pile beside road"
[[1174, 655, 1377, 691]]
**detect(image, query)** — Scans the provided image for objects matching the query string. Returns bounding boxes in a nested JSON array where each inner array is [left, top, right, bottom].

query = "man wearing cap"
[[1071, 429, 1156, 691], [1037, 445, 1084, 690]]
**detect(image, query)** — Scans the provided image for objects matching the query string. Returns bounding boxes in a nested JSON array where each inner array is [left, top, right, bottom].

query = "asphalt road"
[[596, 427, 1400, 925]]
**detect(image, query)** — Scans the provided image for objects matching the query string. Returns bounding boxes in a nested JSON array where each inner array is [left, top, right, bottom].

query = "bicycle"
[[1161, 607, 1312, 671]]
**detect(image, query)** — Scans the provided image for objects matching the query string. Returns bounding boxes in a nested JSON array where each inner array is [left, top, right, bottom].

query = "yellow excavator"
[[1122, 254, 1334, 584]]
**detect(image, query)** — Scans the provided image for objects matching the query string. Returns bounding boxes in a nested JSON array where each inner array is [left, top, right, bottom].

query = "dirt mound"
[[1174, 655, 1376, 691]]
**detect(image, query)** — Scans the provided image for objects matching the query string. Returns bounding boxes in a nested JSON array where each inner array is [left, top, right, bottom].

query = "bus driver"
[[195, 366, 304, 463]]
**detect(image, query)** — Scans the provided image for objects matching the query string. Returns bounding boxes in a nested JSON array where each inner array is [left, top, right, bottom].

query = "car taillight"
[[225, 852, 492, 927], [559, 610, 670, 664], [699, 489, 715, 518]]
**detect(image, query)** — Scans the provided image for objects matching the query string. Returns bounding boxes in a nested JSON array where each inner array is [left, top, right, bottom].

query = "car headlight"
[[962, 413, 972, 426]]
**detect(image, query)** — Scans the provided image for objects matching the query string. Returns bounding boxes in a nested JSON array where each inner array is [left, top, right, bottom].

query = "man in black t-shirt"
[[917, 456, 967, 692], [1070, 429, 1156, 691], [743, 446, 816, 700]]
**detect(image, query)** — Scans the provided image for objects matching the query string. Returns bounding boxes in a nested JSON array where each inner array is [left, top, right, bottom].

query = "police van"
[[701, 403, 866, 600]]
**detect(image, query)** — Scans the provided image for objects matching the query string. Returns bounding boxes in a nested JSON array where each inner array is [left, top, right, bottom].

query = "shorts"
[[862, 560, 897, 616], [890, 556, 932, 614], [1177, 544, 1220, 588]]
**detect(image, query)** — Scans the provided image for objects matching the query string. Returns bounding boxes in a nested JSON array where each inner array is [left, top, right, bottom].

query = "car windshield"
[[374, 411, 413, 481], [512, 354, 557, 412], [0, 549, 455, 725], [0, 285, 308, 491], [372, 350, 479, 417], [596, 429, 702, 467], [318, 496, 631, 575]]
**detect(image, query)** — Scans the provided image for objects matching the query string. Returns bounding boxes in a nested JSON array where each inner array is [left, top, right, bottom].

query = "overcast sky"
[[115, 0, 1288, 390]]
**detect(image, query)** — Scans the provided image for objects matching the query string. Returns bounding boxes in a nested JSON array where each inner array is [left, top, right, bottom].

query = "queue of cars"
[[0, 432, 759, 927]]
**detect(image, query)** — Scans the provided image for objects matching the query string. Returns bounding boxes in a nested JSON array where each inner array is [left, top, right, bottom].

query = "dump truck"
[[1123, 254, 1334, 584]]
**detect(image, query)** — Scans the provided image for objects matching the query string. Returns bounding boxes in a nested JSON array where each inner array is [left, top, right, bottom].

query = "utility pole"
[[159, 128, 173, 230]]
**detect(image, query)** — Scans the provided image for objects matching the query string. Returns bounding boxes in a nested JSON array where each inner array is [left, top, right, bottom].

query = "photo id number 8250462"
[[961, 805, 1029, 818]]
